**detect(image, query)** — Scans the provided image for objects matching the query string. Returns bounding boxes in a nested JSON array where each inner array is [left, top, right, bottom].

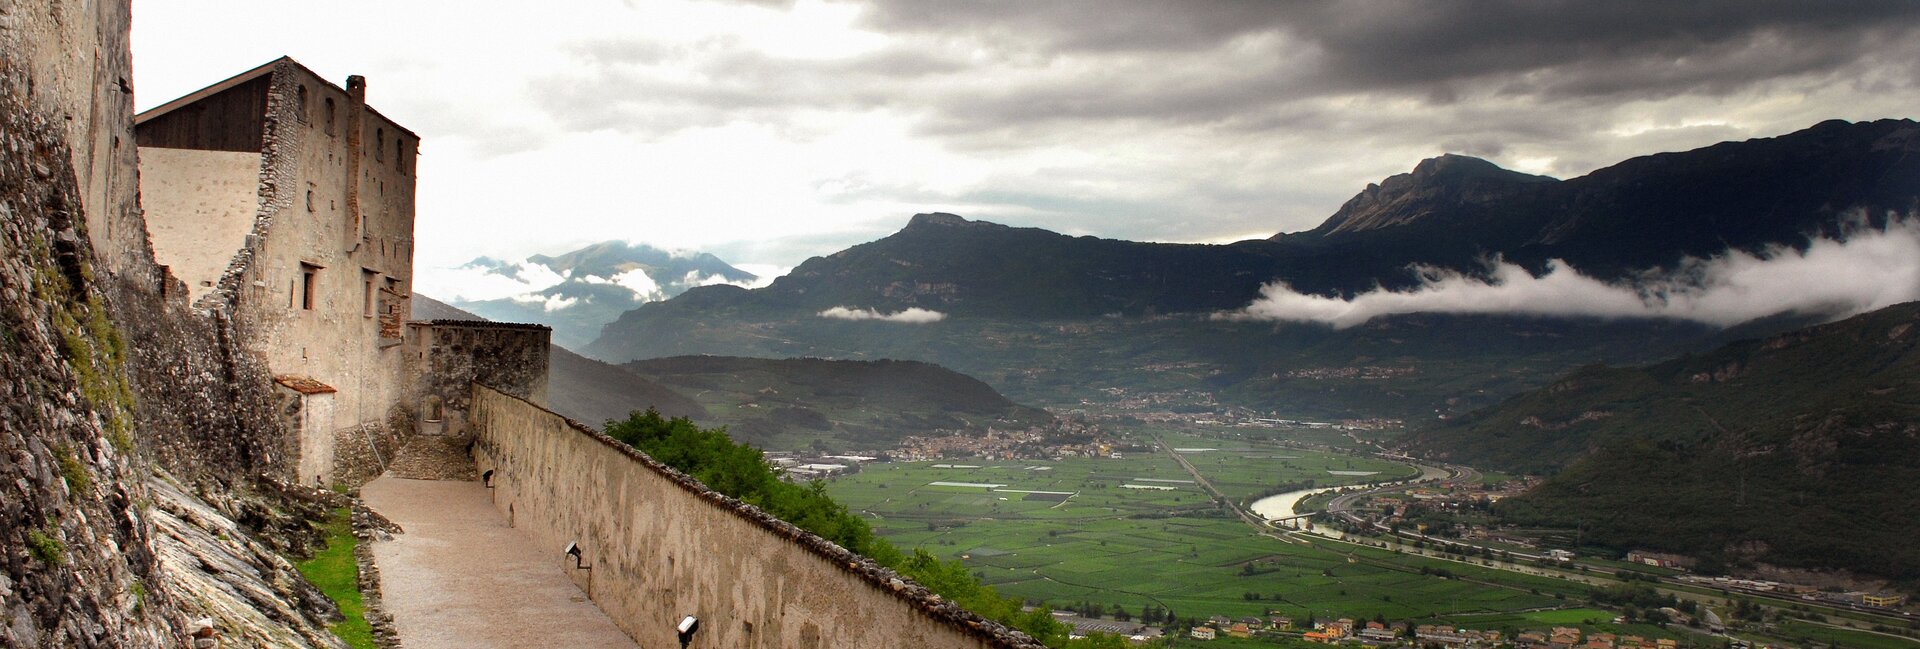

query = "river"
[[1248, 485, 1345, 520], [1247, 462, 1447, 533]]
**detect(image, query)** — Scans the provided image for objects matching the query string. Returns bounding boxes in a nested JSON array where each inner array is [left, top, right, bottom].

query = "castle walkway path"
[[363, 477, 640, 649]]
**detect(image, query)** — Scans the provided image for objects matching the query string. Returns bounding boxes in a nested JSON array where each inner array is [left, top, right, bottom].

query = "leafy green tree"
[[605, 409, 1099, 646]]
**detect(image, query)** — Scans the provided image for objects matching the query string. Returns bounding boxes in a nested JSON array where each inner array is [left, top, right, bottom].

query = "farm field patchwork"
[[824, 442, 1586, 623]]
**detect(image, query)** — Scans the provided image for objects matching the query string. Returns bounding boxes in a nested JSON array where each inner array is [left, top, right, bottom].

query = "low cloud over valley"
[[1228, 219, 1920, 328]]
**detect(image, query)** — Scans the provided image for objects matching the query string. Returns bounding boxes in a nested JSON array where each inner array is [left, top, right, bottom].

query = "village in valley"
[[776, 399, 1916, 649]]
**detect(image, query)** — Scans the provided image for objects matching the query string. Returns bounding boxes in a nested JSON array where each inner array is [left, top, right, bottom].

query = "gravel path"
[[362, 477, 639, 649]]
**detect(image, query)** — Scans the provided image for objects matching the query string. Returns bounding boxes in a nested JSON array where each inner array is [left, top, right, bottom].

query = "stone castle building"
[[135, 57, 548, 485], [0, 5, 1041, 637]]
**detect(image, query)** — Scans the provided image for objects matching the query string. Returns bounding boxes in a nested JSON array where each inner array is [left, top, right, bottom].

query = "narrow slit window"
[[363, 271, 377, 318], [299, 264, 320, 311], [296, 85, 309, 123], [375, 128, 385, 162], [324, 97, 336, 135]]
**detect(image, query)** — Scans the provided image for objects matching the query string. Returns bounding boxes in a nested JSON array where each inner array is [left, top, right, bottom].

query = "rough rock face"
[[148, 475, 348, 649], [1300, 154, 1559, 238], [3, 4, 363, 647], [0, 58, 177, 648]]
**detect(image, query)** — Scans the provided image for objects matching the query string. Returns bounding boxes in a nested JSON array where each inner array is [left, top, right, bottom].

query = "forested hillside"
[[1407, 303, 1920, 579]]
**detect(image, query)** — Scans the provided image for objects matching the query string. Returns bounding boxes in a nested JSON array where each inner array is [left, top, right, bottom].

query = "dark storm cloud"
[[530, 38, 972, 137], [915, 1, 1920, 145], [858, 0, 1920, 97], [517, 0, 1920, 248], [558, 0, 1920, 148]]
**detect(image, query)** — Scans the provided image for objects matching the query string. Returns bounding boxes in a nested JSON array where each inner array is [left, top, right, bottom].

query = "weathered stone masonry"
[[2, 5, 350, 645], [469, 385, 1047, 649], [405, 320, 550, 437], [137, 58, 421, 486]]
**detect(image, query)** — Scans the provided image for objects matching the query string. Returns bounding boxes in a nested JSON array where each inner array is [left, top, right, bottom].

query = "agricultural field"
[[1148, 429, 1419, 503], [825, 444, 1594, 624], [1447, 608, 1687, 641], [1746, 620, 1920, 649]]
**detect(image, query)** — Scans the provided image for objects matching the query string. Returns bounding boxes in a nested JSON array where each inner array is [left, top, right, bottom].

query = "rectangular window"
[[363, 271, 377, 317], [300, 264, 320, 310]]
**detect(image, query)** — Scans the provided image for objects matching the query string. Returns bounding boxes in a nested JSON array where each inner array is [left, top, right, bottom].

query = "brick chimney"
[[345, 75, 366, 250]]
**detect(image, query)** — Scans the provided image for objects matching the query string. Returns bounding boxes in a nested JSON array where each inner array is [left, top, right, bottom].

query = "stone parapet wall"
[[405, 321, 549, 437], [469, 385, 1046, 649]]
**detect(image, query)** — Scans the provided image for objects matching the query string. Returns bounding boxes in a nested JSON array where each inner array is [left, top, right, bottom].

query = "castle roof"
[[135, 55, 418, 139]]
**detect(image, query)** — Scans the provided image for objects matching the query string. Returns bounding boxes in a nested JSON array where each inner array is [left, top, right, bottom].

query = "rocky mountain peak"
[[901, 212, 1014, 233], [1295, 154, 1559, 239], [906, 212, 971, 228]]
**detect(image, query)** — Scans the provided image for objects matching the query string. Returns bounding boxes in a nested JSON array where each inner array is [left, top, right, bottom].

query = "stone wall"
[[135, 147, 262, 301], [406, 321, 550, 437], [0, 54, 177, 647], [469, 385, 1046, 649], [140, 59, 422, 485], [331, 415, 406, 488], [3, 1, 376, 646], [1, 0, 153, 279]]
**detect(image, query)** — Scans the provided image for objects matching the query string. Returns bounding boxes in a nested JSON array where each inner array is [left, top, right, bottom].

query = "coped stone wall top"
[[410, 319, 551, 331], [473, 384, 1049, 649]]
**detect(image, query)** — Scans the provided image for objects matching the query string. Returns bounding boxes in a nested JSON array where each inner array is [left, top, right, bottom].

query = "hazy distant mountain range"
[[413, 295, 1050, 450], [622, 356, 1055, 451], [582, 119, 1920, 418], [443, 241, 759, 349]]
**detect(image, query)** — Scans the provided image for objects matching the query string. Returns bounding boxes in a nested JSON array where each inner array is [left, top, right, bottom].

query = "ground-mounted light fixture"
[[677, 615, 700, 648], [564, 541, 594, 598], [481, 469, 495, 488]]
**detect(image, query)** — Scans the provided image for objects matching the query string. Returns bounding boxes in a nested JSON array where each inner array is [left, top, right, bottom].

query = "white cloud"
[[682, 266, 787, 290], [130, 1, 1920, 274], [508, 293, 581, 312], [817, 306, 949, 323], [730, 264, 790, 288], [1225, 220, 1920, 328], [413, 260, 566, 303], [607, 268, 665, 301]]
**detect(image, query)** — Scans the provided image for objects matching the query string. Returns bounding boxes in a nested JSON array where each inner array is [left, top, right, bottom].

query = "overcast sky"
[[130, 0, 1920, 281]]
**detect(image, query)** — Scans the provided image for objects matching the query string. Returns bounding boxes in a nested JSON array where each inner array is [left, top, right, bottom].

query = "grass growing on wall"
[[294, 508, 375, 649]]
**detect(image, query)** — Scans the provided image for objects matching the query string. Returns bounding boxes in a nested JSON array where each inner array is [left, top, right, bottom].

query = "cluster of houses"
[[1186, 615, 1502, 645], [1676, 575, 1908, 611], [1184, 617, 1698, 649], [886, 419, 1113, 462], [1515, 629, 1681, 649], [766, 453, 875, 480]]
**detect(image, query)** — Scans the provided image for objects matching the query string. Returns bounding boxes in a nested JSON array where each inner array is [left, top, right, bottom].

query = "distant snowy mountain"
[[425, 241, 763, 349]]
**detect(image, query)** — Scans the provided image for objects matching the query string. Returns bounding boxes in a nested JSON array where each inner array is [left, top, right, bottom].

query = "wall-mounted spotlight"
[[564, 542, 589, 570], [481, 469, 495, 488], [677, 615, 700, 648]]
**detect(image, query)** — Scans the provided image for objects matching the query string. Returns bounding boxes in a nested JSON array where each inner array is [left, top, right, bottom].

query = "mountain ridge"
[[1290, 153, 1560, 239], [1404, 302, 1920, 579], [446, 240, 758, 348], [593, 118, 1920, 340], [582, 118, 1920, 424], [622, 355, 1057, 451]]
